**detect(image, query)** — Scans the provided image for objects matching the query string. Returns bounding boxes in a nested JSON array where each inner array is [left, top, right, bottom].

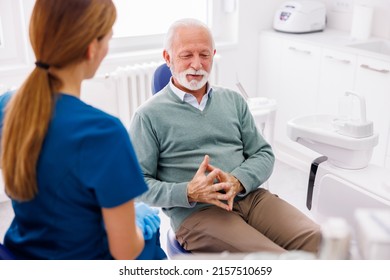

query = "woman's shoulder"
[[55, 94, 127, 138], [59, 94, 122, 122]]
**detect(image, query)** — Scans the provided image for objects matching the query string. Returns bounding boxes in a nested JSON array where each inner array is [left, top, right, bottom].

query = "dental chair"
[[151, 63, 171, 95], [166, 228, 190, 257]]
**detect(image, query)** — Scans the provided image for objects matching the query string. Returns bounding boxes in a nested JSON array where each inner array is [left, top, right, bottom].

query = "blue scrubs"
[[0, 92, 166, 260]]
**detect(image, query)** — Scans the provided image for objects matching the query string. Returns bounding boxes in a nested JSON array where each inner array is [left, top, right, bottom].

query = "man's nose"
[[190, 56, 203, 71]]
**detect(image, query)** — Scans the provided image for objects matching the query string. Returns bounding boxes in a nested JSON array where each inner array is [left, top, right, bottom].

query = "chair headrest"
[[151, 64, 172, 94]]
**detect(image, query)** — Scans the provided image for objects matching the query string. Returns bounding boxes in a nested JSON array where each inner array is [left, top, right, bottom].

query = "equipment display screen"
[[280, 12, 291, 21]]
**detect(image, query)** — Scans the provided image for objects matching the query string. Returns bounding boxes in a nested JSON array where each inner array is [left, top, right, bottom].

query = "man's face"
[[167, 26, 215, 93]]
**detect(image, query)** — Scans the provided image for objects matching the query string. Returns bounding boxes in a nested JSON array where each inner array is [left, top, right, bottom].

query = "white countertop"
[[260, 28, 390, 62]]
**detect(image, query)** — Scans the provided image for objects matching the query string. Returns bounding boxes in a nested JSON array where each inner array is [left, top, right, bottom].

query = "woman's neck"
[[51, 63, 85, 97]]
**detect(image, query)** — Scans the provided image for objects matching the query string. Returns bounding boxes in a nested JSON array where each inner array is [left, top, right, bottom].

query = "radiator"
[[81, 57, 219, 130], [81, 61, 160, 129]]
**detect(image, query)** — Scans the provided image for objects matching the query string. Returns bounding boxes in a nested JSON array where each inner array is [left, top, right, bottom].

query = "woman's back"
[[1, 92, 147, 259]]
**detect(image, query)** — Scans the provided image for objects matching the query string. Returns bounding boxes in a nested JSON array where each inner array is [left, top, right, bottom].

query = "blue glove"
[[135, 202, 160, 240]]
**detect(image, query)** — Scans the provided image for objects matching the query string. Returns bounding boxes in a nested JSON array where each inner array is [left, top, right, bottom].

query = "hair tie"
[[35, 61, 50, 70]]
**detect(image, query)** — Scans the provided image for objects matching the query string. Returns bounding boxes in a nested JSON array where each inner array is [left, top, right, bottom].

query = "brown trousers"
[[176, 188, 321, 254]]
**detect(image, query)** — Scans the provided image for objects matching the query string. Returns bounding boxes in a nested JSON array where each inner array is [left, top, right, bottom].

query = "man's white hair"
[[163, 18, 215, 54]]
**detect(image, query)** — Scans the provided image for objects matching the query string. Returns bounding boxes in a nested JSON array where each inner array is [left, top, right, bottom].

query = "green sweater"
[[129, 86, 275, 231]]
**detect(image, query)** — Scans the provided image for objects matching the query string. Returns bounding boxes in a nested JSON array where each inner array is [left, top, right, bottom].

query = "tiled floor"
[[0, 160, 313, 254]]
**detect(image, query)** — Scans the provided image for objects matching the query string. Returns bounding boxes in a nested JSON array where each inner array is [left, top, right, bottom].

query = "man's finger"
[[212, 182, 232, 193], [206, 168, 221, 184], [210, 199, 230, 211], [227, 197, 234, 211], [195, 155, 209, 175]]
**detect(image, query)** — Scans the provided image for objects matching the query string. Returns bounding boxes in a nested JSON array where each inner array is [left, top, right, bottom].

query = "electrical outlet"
[[332, 0, 353, 13]]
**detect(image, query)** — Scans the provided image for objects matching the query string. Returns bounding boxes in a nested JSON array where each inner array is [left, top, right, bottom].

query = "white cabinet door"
[[317, 49, 356, 115], [275, 40, 322, 157], [354, 56, 390, 166]]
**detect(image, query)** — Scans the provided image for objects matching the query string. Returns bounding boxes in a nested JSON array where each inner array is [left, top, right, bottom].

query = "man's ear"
[[86, 39, 98, 60], [163, 50, 171, 67]]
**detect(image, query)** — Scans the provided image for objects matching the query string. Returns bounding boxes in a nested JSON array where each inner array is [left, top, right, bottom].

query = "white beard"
[[173, 68, 209, 91]]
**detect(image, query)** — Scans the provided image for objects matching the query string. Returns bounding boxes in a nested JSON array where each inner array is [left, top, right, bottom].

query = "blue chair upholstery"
[[166, 228, 190, 258], [0, 243, 16, 260], [151, 63, 172, 94]]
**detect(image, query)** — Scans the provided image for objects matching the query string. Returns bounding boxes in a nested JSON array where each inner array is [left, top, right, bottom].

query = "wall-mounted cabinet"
[[258, 30, 390, 170]]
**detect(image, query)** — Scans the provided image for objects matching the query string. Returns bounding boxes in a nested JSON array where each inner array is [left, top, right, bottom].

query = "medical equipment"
[[332, 91, 374, 139], [273, 1, 326, 34], [287, 92, 390, 258]]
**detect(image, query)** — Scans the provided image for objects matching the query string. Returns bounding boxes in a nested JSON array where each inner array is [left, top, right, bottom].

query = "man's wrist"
[[232, 176, 244, 194]]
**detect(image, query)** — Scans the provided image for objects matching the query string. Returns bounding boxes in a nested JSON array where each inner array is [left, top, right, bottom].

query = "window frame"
[[108, 0, 238, 55]]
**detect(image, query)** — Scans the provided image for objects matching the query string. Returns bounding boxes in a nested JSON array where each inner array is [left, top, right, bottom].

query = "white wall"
[[324, 0, 390, 39], [210, 0, 284, 97]]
